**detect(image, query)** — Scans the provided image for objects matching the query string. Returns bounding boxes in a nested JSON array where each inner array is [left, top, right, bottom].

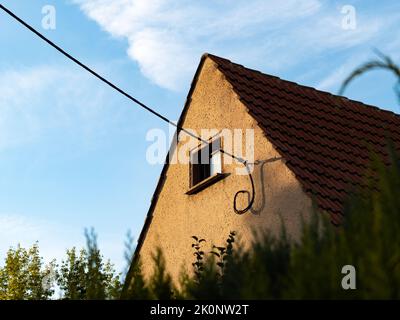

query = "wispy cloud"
[[316, 30, 400, 92], [0, 64, 137, 272], [0, 213, 72, 263], [316, 53, 369, 91], [73, 0, 395, 91], [0, 66, 54, 149], [0, 214, 43, 241], [0, 64, 125, 151]]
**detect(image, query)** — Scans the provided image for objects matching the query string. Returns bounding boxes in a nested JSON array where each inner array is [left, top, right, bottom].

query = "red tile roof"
[[207, 54, 400, 223], [123, 53, 400, 292]]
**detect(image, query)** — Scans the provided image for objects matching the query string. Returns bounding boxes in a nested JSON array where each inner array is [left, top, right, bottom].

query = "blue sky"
[[0, 0, 399, 273]]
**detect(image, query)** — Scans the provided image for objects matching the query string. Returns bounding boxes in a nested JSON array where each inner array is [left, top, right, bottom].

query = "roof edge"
[[207, 54, 400, 119], [121, 53, 211, 297]]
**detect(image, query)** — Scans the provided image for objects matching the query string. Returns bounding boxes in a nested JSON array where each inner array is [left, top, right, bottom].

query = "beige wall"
[[137, 57, 312, 282]]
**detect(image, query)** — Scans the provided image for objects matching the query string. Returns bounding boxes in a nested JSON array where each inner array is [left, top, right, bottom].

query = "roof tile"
[[208, 54, 400, 218]]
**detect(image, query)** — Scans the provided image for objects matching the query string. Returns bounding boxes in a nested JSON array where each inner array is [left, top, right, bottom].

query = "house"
[[124, 53, 400, 287]]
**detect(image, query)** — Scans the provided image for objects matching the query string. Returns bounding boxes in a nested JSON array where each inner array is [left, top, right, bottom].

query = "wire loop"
[[233, 161, 255, 215]]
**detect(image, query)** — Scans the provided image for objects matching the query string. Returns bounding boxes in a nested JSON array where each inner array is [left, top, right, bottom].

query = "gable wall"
[[137, 57, 312, 282]]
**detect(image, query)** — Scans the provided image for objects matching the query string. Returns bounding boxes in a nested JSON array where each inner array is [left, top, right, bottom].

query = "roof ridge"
[[205, 52, 400, 119]]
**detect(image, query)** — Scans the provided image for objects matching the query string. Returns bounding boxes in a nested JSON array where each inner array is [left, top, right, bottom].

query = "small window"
[[190, 137, 222, 187]]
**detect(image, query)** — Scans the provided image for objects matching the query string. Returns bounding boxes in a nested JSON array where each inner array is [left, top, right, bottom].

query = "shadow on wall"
[[249, 157, 283, 216], [250, 158, 282, 215], [231, 156, 310, 239]]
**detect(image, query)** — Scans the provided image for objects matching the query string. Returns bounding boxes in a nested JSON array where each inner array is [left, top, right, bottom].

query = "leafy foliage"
[[191, 236, 206, 282], [2, 153, 399, 300], [0, 243, 55, 300], [339, 50, 400, 105], [148, 248, 174, 299], [0, 229, 121, 300], [122, 260, 151, 300], [57, 248, 87, 299], [123, 152, 400, 300]]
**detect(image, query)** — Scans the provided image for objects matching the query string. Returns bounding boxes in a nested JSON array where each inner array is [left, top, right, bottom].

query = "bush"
[[0, 229, 121, 300], [124, 152, 400, 299]]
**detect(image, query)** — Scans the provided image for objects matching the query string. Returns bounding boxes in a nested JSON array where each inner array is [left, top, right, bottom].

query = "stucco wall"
[[137, 57, 312, 282]]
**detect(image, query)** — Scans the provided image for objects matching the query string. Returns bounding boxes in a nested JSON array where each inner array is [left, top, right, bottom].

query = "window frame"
[[186, 135, 228, 195]]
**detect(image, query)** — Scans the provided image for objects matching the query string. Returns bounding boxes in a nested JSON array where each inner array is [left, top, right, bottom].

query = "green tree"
[[123, 249, 175, 300], [57, 248, 87, 299], [285, 151, 400, 299], [148, 248, 174, 299], [0, 229, 122, 300], [57, 228, 122, 300], [122, 150, 400, 300], [122, 260, 151, 300], [0, 243, 55, 300]]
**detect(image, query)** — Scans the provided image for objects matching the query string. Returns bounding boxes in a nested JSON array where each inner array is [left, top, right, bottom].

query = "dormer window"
[[187, 137, 227, 194]]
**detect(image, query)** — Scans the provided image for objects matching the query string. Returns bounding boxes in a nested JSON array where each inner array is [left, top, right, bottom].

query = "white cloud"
[[316, 27, 400, 92], [298, 6, 385, 49], [0, 213, 73, 263], [0, 64, 125, 151], [0, 214, 43, 240], [127, 28, 194, 90], [0, 67, 54, 149], [316, 53, 370, 91], [73, 0, 395, 91]]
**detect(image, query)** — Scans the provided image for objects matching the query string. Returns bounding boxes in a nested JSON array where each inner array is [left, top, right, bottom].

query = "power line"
[[0, 4, 246, 164], [0, 4, 256, 215]]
